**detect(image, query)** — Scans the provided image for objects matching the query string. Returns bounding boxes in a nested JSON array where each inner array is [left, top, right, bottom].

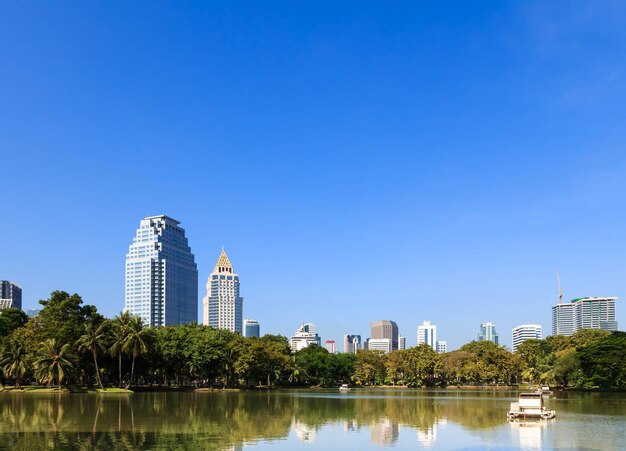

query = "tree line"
[[0, 291, 624, 390]]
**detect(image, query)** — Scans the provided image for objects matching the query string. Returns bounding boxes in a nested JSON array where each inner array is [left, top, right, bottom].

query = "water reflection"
[[0, 390, 623, 449]]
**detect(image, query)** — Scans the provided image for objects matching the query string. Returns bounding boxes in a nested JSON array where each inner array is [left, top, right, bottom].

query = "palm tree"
[[122, 315, 152, 389], [0, 341, 28, 389], [33, 338, 73, 388], [78, 322, 110, 390], [110, 311, 132, 388]]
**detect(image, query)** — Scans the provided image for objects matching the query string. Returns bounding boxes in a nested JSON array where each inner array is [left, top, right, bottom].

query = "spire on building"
[[214, 248, 233, 273]]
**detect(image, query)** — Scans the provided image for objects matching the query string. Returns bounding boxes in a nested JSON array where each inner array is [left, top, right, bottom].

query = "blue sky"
[[2, 1, 626, 349]]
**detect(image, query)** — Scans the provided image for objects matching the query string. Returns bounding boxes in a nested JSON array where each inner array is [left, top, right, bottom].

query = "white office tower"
[[344, 334, 361, 354], [367, 338, 393, 353], [203, 249, 244, 334], [125, 215, 198, 326], [511, 324, 542, 352], [243, 319, 260, 338], [436, 340, 447, 353], [552, 297, 618, 336], [399, 336, 406, 350], [478, 322, 499, 344], [417, 320, 437, 350], [290, 322, 321, 352]]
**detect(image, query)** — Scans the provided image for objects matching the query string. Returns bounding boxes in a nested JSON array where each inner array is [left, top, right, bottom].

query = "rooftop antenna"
[[556, 272, 563, 304]]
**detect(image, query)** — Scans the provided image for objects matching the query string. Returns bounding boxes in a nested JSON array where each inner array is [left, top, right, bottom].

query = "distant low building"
[[290, 323, 321, 352], [478, 322, 499, 345], [325, 339, 336, 353], [552, 297, 618, 336], [436, 340, 447, 353], [26, 308, 41, 318], [512, 324, 542, 352], [344, 334, 361, 354], [399, 336, 406, 350], [243, 319, 260, 338], [0, 281, 22, 311], [367, 338, 392, 353]]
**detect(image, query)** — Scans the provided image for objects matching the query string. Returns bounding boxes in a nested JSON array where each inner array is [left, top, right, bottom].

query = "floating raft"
[[507, 392, 556, 421]]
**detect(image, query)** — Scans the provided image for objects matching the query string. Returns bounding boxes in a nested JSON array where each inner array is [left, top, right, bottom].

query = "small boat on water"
[[339, 384, 351, 392], [507, 392, 555, 421]]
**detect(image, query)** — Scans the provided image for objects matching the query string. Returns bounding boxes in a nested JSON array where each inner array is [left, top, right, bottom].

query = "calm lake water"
[[0, 389, 624, 450]]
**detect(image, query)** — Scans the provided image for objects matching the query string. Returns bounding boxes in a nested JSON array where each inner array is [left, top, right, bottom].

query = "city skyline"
[[3, 2, 626, 349]]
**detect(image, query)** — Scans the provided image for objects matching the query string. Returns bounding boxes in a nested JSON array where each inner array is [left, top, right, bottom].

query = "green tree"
[[405, 344, 440, 387], [33, 338, 73, 388], [78, 321, 111, 389], [0, 339, 28, 389], [110, 311, 132, 388], [0, 308, 29, 336], [122, 315, 152, 389], [577, 332, 626, 388], [354, 349, 386, 386]]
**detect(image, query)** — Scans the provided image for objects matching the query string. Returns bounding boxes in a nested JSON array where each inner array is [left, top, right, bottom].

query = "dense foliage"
[[0, 291, 624, 389]]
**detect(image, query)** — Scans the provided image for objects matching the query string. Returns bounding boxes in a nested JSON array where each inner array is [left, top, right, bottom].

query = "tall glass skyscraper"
[[0, 281, 22, 310], [202, 249, 243, 333], [478, 322, 499, 344], [125, 215, 198, 326]]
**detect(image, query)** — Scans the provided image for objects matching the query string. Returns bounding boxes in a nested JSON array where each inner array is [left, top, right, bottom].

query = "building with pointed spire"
[[202, 249, 244, 334]]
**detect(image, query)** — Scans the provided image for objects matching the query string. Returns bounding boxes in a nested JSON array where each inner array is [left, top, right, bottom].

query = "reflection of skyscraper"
[[417, 417, 447, 448], [371, 320, 399, 351], [370, 418, 399, 445], [292, 419, 317, 443]]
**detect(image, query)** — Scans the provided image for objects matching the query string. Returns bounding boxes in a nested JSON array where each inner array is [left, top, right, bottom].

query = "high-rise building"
[[436, 340, 447, 354], [344, 334, 361, 354], [371, 320, 399, 351], [203, 249, 244, 334], [290, 322, 321, 352], [417, 320, 437, 350], [26, 308, 40, 318], [399, 336, 406, 350], [0, 281, 22, 310], [243, 319, 260, 338], [512, 324, 542, 352], [367, 338, 393, 353], [478, 322, 499, 344], [125, 215, 198, 326], [552, 297, 618, 336], [325, 339, 336, 353]]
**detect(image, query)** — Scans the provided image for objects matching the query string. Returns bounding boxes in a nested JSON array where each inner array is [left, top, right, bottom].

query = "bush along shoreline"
[[1, 291, 625, 391]]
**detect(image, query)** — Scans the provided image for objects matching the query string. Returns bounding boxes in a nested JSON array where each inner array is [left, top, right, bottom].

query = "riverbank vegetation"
[[1, 291, 624, 390]]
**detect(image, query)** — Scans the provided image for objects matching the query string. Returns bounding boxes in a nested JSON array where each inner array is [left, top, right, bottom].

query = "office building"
[[125, 215, 198, 326], [290, 322, 321, 352], [344, 334, 361, 354], [478, 322, 499, 344], [512, 324, 542, 352], [243, 319, 260, 338], [203, 249, 244, 334], [417, 320, 437, 350], [399, 336, 406, 350], [325, 339, 336, 353], [0, 281, 22, 310], [26, 308, 40, 318], [371, 320, 399, 351], [436, 340, 447, 354], [552, 297, 618, 336], [367, 338, 393, 353]]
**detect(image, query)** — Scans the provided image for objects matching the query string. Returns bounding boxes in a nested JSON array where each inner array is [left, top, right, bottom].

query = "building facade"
[[436, 340, 447, 354], [290, 323, 321, 352], [125, 215, 198, 326], [512, 324, 542, 352], [478, 322, 499, 344], [371, 320, 399, 351], [417, 320, 437, 350], [399, 336, 406, 350], [0, 281, 22, 310], [552, 297, 618, 336], [325, 339, 336, 353], [344, 334, 362, 354], [243, 319, 260, 338], [203, 249, 244, 334], [367, 338, 392, 353]]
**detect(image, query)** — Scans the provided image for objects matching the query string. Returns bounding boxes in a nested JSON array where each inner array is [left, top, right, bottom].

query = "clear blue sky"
[[2, 1, 626, 349]]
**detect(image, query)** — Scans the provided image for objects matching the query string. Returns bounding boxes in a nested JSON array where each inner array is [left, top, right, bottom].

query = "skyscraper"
[[552, 297, 618, 336], [478, 322, 499, 344], [371, 320, 399, 351], [417, 320, 437, 350], [125, 215, 198, 326], [325, 339, 336, 353], [290, 322, 321, 352], [399, 336, 406, 350], [436, 341, 447, 353], [243, 319, 260, 338], [203, 249, 244, 334], [0, 281, 22, 310], [512, 324, 542, 352], [344, 334, 361, 354]]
